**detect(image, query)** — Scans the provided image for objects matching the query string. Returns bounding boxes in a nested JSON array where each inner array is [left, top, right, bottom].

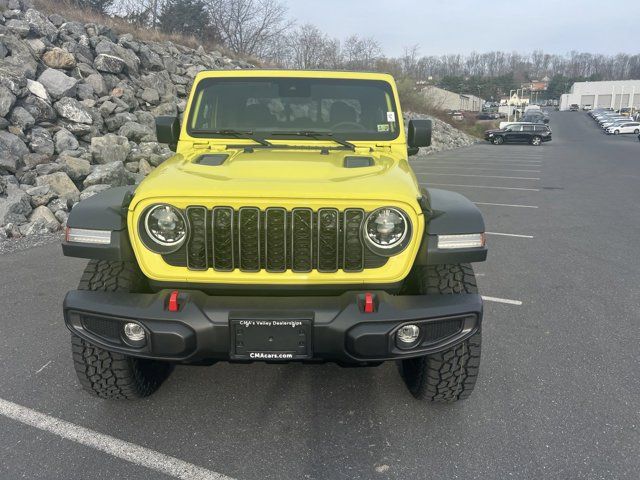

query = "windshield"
[[187, 77, 400, 141]]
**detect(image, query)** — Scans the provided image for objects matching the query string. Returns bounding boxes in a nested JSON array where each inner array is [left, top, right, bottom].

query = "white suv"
[[606, 122, 640, 135]]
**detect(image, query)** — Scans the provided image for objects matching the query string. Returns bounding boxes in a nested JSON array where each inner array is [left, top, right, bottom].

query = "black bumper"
[[63, 289, 482, 364]]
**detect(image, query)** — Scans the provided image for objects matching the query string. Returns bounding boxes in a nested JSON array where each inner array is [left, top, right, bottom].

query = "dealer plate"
[[230, 318, 312, 360]]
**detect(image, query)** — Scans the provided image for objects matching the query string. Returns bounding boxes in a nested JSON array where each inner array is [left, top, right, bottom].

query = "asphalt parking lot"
[[1, 110, 638, 480]]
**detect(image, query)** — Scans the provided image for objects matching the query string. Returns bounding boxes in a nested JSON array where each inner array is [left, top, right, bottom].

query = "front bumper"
[[63, 289, 482, 364]]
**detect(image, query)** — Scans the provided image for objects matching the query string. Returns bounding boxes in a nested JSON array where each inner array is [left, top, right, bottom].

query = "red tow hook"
[[363, 292, 375, 313], [168, 290, 180, 312]]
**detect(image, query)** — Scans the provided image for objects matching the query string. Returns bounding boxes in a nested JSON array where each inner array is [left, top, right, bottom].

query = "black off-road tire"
[[398, 264, 482, 403], [71, 260, 173, 400]]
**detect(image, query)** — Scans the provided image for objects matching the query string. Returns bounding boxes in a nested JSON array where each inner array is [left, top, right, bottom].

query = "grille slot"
[[186, 206, 208, 270], [164, 207, 389, 272], [212, 207, 234, 271], [82, 315, 121, 342], [265, 208, 287, 272], [317, 208, 339, 272]]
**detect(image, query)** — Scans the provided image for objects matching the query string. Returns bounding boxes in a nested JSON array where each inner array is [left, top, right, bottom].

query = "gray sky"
[[283, 0, 640, 57]]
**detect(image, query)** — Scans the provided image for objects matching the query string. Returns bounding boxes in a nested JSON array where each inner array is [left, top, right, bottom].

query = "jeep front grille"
[[163, 207, 387, 273]]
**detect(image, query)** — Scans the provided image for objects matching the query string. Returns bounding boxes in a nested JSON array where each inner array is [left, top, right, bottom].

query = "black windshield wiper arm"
[[270, 131, 356, 151], [191, 129, 272, 147]]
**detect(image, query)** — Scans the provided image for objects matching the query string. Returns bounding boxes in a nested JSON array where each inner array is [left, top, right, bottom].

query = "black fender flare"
[[61, 186, 136, 261], [415, 188, 488, 265]]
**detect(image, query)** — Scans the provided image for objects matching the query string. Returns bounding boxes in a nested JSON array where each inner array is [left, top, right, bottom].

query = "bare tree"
[[342, 34, 382, 70], [205, 0, 292, 57], [284, 24, 340, 69]]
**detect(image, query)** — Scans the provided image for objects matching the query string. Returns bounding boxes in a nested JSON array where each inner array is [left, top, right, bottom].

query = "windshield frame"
[[185, 76, 401, 143]]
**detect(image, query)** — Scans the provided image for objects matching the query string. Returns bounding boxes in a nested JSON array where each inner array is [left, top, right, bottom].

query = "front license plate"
[[230, 318, 312, 360]]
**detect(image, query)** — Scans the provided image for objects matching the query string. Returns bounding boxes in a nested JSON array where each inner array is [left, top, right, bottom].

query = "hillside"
[[0, 0, 473, 239]]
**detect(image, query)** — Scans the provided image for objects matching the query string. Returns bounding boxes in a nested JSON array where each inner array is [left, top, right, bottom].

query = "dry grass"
[[33, 0, 259, 64]]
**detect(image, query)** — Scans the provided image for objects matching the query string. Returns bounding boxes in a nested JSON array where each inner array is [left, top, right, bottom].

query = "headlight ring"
[[362, 207, 412, 256], [139, 204, 188, 254]]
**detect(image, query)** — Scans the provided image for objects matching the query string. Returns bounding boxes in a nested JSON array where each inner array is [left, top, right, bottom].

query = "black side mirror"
[[407, 119, 431, 156], [156, 116, 180, 151]]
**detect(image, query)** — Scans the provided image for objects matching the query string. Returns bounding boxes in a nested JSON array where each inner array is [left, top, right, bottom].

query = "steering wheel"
[[332, 122, 366, 131]]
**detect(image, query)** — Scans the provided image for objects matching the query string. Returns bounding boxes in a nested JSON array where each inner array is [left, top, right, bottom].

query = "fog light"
[[397, 324, 421, 347], [123, 323, 146, 342]]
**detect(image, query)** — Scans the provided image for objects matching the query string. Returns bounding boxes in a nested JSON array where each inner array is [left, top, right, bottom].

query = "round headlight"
[[363, 207, 411, 255], [140, 204, 187, 253]]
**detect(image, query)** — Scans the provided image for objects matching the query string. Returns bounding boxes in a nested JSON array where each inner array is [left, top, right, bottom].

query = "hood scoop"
[[194, 153, 228, 166], [343, 156, 374, 168]]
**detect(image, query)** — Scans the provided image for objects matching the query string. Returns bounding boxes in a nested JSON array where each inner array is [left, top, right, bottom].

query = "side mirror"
[[407, 119, 431, 156], [156, 116, 180, 151]]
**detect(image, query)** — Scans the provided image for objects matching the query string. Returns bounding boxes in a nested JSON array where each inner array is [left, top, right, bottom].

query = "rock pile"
[[0, 1, 477, 242], [0, 0, 252, 240], [406, 113, 478, 156]]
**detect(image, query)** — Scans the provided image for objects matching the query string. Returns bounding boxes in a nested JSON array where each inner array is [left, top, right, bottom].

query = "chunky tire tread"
[[71, 260, 172, 400], [399, 264, 482, 403]]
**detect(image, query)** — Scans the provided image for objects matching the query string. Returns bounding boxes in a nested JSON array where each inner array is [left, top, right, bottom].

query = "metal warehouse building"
[[560, 80, 640, 111], [421, 85, 484, 112]]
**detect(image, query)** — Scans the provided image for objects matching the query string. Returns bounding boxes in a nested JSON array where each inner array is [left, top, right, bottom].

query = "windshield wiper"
[[191, 129, 272, 147], [270, 131, 356, 151]]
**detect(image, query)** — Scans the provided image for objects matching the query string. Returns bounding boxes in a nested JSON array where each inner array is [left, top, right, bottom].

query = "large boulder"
[[0, 84, 16, 117], [42, 47, 76, 69], [118, 121, 155, 142], [53, 128, 79, 154], [94, 54, 125, 74], [26, 185, 57, 208], [28, 205, 60, 231], [9, 106, 36, 130], [83, 161, 127, 188], [0, 131, 29, 174], [24, 9, 59, 42], [37, 68, 78, 100], [54, 97, 93, 124], [26, 79, 50, 102], [61, 155, 91, 182], [36, 171, 80, 204], [90, 134, 130, 164], [95, 39, 140, 74], [0, 185, 32, 225], [29, 127, 55, 155]]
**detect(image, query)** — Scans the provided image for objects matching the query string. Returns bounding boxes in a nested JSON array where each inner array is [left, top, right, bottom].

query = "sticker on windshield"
[[377, 124, 390, 132], [387, 111, 396, 122]]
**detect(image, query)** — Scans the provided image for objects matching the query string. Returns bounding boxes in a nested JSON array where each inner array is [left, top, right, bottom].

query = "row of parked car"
[[589, 108, 640, 135]]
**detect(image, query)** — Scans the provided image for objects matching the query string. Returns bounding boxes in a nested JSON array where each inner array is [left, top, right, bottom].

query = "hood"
[[132, 147, 421, 208]]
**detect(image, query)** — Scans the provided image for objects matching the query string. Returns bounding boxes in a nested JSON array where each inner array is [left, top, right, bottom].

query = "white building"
[[421, 86, 484, 112], [560, 80, 640, 111]]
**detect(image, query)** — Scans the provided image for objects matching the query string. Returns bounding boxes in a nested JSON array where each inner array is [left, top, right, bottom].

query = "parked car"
[[484, 123, 552, 145], [449, 111, 464, 121], [606, 122, 640, 135], [582, 104, 592, 111], [569, 104, 579, 111]]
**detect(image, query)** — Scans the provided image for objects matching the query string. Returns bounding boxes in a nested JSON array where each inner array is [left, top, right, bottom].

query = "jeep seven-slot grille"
[[163, 207, 388, 272]]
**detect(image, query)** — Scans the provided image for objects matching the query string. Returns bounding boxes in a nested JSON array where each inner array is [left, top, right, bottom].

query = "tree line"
[[71, 0, 640, 100]]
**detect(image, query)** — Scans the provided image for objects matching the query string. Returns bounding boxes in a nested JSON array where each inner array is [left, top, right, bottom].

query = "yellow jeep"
[[62, 70, 487, 403]]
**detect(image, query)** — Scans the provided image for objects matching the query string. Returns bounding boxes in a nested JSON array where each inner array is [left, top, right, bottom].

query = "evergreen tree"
[[159, 0, 211, 37]]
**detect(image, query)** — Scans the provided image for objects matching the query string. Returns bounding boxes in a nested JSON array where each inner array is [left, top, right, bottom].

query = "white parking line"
[[416, 173, 540, 180], [0, 398, 234, 480], [474, 202, 538, 209], [482, 296, 523, 306], [424, 183, 540, 191], [485, 231, 534, 238], [419, 162, 542, 168], [411, 166, 541, 173]]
